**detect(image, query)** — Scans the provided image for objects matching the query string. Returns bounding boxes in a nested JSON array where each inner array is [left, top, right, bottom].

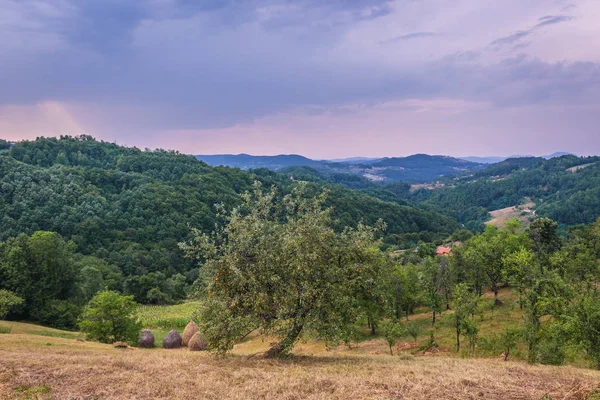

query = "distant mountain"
[[196, 154, 322, 170], [365, 154, 486, 183], [544, 152, 573, 159], [460, 152, 574, 164], [326, 157, 383, 164], [461, 156, 508, 164], [196, 153, 486, 184]]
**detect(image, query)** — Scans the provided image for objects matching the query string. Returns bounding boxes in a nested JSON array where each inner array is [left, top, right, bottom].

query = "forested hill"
[[0, 136, 458, 298], [411, 154, 600, 229]]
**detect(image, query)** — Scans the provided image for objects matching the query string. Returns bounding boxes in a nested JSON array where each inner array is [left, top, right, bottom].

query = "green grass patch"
[[14, 385, 52, 400], [0, 325, 12, 334]]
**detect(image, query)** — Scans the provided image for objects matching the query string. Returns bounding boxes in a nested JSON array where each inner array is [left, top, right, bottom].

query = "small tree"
[[381, 319, 404, 355], [451, 283, 483, 352], [500, 328, 521, 361], [0, 290, 24, 319], [78, 290, 141, 344]]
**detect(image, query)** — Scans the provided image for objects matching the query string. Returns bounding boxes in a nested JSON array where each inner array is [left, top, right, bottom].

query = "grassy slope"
[[1, 334, 599, 400], [2, 291, 600, 399]]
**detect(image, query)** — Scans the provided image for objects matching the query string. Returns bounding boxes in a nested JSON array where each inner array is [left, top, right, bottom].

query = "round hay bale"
[[139, 329, 155, 348], [187, 332, 208, 351], [162, 329, 182, 349], [183, 321, 199, 346]]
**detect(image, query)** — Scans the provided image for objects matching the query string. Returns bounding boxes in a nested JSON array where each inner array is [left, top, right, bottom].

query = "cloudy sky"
[[1, 0, 599, 158]]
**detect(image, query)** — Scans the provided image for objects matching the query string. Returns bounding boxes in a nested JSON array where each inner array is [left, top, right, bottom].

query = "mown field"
[[1, 291, 600, 399]]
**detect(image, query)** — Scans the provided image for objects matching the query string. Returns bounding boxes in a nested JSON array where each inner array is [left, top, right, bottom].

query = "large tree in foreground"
[[182, 183, 384, 357]]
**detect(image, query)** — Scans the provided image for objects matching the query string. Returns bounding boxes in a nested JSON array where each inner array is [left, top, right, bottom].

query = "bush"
[[79, 291, 141, 345], [405, 322, 421, 342], [0, 325, 11, 334]]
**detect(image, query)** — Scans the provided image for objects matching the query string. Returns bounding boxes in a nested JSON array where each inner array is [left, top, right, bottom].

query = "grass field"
[[486, 199, 535, 230], [1, 331, 600, 399], [2, 291, 600, 399]]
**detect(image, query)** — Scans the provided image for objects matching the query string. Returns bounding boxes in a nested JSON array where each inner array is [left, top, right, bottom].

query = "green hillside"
[[0, 136, 458, 328]]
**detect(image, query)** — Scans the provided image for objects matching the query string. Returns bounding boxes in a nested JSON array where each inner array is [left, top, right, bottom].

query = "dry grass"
[[486, 199, 535, 230], [567, 163, 596, 173], [1, 333, 600, 400]]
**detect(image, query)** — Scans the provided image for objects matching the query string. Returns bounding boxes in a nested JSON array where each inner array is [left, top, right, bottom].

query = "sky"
[[1, 0, 599, 158]]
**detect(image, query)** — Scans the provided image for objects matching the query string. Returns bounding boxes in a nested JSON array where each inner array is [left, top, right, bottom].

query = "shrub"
[[0, 325, 11, 334], [79, 291, 141, 345], [405, 322, 421, 342]]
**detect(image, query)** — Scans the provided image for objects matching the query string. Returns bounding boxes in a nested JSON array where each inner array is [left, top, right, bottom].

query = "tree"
[[503, 247, 568, 363], [500, 328, 521, 361], [381, 319, 404, 355], [0, 290, 23, 319], [420, 258, 444, 326], [78, 290, 141, 344], [469, 224, 523, 305], [451, 283, 483, 352], [181, 183, 385, 357], [0, 232, 80, 326], [569, 294, 600, 369], [528, 218, 561, 260]]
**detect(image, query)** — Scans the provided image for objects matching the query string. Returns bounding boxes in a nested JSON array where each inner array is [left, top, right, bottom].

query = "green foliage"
[[381, 320, 404, 355], [500, 328, 521, 361], [411, 155, 600, 228], [0, 325, 12, 334], [569, 294, 600, 369], [0, 231, 80, 326], [31, 300, 81, 330], [405, 322, 421, 342], [79, 290, 141, 344], [182, 183, 385, 357], [0, 135, 460, 309], [451, 283, 484, 352], [0, 289, 24, 319]]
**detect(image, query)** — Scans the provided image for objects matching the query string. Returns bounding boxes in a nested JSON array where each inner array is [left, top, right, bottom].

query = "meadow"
[[2, 290, 600, 399]]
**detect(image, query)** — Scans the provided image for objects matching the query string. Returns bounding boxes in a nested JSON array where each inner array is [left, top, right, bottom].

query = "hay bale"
[[113, 341, 129, 349], [139, 329, 155, 348], [183, 321, 199, 346], [162, 329, 182, 349], [187, 332, 208, 351]]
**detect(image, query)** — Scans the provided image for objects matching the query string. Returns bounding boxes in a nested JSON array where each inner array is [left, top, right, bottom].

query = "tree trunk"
[[504, 349, 510, 361], [265, 321, 304, 358], [432, 310, 436, 326], [455, 318, 461, 351], [395, 278, 401, 320], [492, 283, 503, 305]]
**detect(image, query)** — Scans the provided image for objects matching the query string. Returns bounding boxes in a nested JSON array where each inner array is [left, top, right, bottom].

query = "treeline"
[[0, 136, 458, 326]]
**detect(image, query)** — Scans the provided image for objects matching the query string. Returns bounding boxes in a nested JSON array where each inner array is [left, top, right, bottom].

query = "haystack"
[[187, 332, 208, 351], [183, 321, 199, 346], [139, 329, 155, 348], [162, 330, 182, 349]]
